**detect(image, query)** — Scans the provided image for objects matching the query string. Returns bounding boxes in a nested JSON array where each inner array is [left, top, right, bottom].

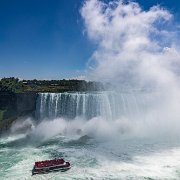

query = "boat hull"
[[32, 163, 71, 175]]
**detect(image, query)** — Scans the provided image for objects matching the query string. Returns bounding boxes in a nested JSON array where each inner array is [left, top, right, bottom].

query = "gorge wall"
[[0, 92, 37, 133]]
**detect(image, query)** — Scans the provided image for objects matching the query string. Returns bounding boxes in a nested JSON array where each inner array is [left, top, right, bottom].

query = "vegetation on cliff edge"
[[0, 77, 104, 93]]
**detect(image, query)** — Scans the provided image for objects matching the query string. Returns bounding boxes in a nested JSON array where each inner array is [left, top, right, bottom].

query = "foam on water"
[[1, 133, 180, 180]]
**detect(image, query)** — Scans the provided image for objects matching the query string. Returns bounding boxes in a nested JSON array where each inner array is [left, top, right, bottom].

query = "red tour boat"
[[32, 158, 71, 175]]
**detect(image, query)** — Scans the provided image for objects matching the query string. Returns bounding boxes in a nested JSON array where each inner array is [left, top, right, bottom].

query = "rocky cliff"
[[0, 92, 37, 133]]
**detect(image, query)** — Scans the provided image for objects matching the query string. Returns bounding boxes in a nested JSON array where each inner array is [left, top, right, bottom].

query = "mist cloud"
[[81, 0, 180, 90]]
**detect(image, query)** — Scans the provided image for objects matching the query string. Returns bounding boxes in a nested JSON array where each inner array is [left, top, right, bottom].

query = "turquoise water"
[[1, 132, 180, 180]]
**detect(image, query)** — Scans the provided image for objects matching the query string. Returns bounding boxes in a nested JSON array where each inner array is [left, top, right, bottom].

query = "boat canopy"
[[35, 159, 65, 168]]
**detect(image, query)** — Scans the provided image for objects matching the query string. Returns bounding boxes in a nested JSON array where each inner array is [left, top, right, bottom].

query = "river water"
[[1, 91, 180, 180]]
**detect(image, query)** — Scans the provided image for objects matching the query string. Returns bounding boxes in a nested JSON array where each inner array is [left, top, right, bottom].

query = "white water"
[[1, 91, 180, 179], [35, 91, 180, 139], [1, 132, 180, 180]]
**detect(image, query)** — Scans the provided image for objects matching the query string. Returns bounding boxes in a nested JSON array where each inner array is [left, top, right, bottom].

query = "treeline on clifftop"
[[0, 77, 24, 93], [0, 77, 104, 93]]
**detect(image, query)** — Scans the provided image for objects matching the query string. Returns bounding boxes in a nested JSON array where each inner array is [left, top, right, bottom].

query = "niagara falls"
[[1, 0, 180, 179]]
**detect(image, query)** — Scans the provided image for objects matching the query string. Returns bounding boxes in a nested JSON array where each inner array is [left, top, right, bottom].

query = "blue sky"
[[0, 0, 180, 80]]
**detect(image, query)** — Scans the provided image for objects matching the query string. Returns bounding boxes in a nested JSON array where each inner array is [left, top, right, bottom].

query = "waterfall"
[[35, 91, 158, 121]]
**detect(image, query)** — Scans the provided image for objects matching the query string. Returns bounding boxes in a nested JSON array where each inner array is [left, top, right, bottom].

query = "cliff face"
[[16, 93, 37, 116], [0, 92, 37, 133]]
